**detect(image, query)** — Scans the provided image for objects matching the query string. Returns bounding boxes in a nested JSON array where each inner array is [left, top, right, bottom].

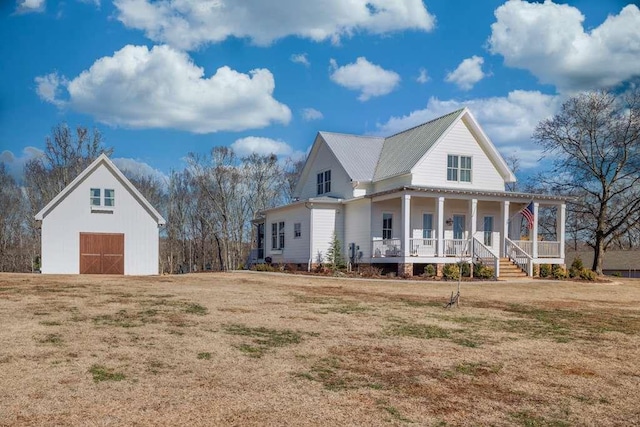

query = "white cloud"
[[301, 108, 323, 121], [231, 137, 294, 157], [35, 44, 291, 134], [112, 157, 168, 183], [376, 90, 562, 168], [15, 0, 45, 13], [416, 68, 430, 84], [329, 57, 400, 101], [35, 73, 67, 107], [0, 147, 45, 184], [114, 0, 435, 50], [445, 56, 487, 90], [290, 53, 310, 67], [489, 1, 640, 91]]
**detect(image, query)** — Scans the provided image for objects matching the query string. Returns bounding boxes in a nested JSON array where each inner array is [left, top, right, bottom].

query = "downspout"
[[305, 202, 314, 272]]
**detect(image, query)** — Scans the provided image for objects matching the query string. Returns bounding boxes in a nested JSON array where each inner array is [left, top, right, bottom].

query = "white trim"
[[34, 154, 165, 225]]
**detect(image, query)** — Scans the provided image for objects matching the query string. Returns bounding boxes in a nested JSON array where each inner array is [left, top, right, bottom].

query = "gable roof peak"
[[34, 154, 166, 225], [384, 107, 466, 139]]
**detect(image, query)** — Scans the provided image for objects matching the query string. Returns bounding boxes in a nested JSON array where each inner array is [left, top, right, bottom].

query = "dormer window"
[[90, 188, 115, 208], [317, 170, 331, 195], [447, 155, 472, 183]]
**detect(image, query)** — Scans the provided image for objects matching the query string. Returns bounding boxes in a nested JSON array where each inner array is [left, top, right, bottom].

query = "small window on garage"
[[90, 188, 101, 206], [104, 189, 115, 207]]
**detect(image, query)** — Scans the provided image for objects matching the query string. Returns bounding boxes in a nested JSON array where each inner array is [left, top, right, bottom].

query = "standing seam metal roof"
[[316, 108, 466, 183], [319, 132, 384, 182], [373, 108, 465, 181]]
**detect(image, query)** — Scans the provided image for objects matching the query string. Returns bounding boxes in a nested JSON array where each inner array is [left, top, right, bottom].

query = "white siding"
[[265, 204, 311, 264], [373, 174, 412, 193], [344, 198, 372, 260], [411, 120, 505, 191], [311, 207, 344, 264], [41, 164, 160, 275], [298, 141, 352, 200], [371, 199, 401, 240]]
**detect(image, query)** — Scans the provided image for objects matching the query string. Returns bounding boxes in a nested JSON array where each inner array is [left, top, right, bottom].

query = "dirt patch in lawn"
[[1, 272, 639, 426]]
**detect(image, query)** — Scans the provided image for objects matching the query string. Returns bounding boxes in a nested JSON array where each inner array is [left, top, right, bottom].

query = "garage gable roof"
[[34, 153, 166, 225]]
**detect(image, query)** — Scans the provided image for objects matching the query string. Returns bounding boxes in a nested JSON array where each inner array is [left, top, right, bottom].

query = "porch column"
[[532, 202, 539, 259], [402, 194, 411, 257], [437, 196, 445, 257], [502, 201, 510, 257], [559, 203, 566, 259], [470, 199, 477, 241]]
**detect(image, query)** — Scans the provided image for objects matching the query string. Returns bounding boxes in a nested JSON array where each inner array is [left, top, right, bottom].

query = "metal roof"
[[373, 108, 464, 181], [319, 132, 384, 182]]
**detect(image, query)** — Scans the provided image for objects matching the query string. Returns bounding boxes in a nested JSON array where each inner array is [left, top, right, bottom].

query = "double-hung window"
[[271, 222, 285, 250], [278, 221, 285, 249], [382, 213, 393, 240], [294, 223, 301, 238], [104, 189, 115, 207], [271, 223, 278, 250], [316, 170, 331, 195], [447, 155, 472, 183], [90, 188, 101, 206]]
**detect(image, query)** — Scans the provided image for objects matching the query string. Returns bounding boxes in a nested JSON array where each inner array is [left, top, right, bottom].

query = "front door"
[[453, 215, 466, 240], [483, 216, 494, 246]]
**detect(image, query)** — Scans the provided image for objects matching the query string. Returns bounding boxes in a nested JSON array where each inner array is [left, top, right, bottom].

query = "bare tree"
[[504, 153, 520, 192], [0, 164, 30, 272], [534, 88, 640, 274]]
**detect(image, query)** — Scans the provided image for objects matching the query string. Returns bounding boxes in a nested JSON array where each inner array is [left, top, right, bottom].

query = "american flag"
[[521, 202, 535, 229]]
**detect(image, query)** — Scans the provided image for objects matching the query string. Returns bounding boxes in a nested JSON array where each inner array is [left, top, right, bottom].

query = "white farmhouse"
[[250, 108, 568, 278], [35, 154, 166, 275]]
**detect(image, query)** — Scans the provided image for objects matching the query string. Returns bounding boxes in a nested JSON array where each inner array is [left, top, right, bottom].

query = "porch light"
[[446, 218, 453, 226]]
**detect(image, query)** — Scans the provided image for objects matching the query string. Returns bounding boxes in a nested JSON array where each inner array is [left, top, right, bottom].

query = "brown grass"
[[1, 272, 640, 426]]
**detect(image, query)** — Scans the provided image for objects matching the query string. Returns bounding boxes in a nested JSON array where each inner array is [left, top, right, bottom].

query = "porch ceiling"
[[367, 185, 572, 203]]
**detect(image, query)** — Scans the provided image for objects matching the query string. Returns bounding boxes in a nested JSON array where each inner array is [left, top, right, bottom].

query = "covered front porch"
[[368, 188, 567, 277]]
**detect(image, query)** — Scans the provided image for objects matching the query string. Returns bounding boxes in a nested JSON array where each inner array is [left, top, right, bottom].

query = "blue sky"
[[1, 0, 639, 183]]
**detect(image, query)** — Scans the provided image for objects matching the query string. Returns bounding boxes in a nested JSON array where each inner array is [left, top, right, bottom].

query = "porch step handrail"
[[472, 237, 499, 278], [505, 237, 532, 276]]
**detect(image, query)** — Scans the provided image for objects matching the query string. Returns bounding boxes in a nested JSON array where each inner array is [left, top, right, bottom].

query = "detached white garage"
[[35, 154, 166, 275]]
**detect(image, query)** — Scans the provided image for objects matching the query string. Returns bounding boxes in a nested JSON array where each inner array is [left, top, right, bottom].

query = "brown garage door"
[[80, 233, 124, 274]]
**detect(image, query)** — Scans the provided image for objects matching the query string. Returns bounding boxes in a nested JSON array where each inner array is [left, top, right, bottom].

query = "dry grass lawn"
[[1, 272, 639, 426]]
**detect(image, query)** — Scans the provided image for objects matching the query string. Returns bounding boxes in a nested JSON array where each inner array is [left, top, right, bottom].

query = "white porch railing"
[[372, 238, 402, 258], [472, 237, 499, 277], [409, 238, 437, 256], [513, 240, 561, 258], [538, 241, 561, 258], [505, 238, 532, 276], [443, 239, 470, 257]]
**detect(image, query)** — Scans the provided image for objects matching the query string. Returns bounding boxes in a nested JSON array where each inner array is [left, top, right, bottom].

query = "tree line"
[[0, 88, 638, 274]]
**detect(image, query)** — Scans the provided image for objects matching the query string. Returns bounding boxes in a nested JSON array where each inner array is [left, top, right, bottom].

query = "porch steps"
[[499, 258, 528, 278]]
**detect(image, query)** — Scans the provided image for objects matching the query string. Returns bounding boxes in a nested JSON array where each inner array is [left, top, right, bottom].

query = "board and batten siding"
[[311, 207, 344, 264], [298, 141, 352, 200], [344, 198, 372, 261], [40, 164, 160, 275], [265, 204, 311, 264], [412, 119, 505, 191]]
